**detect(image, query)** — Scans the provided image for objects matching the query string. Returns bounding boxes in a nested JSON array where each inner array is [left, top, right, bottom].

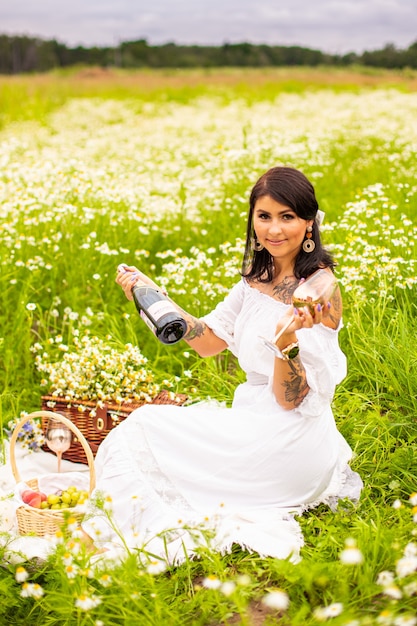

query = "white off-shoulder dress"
[[83, 279, 362, 563]]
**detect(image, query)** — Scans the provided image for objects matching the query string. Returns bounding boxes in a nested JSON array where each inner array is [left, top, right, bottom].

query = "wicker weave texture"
[[41, 390, 187, 464]]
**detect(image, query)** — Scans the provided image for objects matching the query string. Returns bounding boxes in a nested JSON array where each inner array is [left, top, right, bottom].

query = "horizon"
[[1, 0, 416, 56]]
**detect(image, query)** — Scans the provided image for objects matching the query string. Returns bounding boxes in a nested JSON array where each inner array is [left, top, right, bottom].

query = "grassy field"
[[0, 67, 417, 625], [1, 65, 417, 129]]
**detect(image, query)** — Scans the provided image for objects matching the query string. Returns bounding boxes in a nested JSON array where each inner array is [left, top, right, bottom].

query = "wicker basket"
[[10, 411, 96, 537], [41, 390, 188, 464]]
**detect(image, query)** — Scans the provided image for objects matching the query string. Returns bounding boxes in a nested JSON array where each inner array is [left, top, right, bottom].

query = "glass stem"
[[273, 316, 293, 344]]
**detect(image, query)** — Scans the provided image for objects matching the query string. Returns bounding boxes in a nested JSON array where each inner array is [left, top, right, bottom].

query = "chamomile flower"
[[75, 593, 102, 611], [393, 616, 417, 626], [396, 555, 417, 578], [15, 566, 29, 583], [313, 602, 343, 620], [219, 581, 236, 597], [103, 495, 113, 511], [20, 582, 44, 599], [146, 560, 167, 575], [409, 493, 417, 506], [202, 575, 221, 589], [340, 539, 364, 565], [382, 584, 403, 599], [65, 563, 79, 579], [62, 552, 73, 566], [377, 570, 395, 587], [98, 573, 113, 587], [262, 589, 290, 611]]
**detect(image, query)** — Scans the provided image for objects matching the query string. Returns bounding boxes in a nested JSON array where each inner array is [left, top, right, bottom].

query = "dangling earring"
[[251, 237, 264, 252], [302, 226, 315, 253]]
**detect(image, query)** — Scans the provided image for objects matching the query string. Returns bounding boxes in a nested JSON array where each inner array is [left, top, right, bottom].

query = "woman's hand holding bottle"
[[116, 264, 163, 301], [116, 263, 186, 345]]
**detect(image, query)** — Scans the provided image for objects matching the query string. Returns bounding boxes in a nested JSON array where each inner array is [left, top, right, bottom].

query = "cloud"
[[1, 0, 416, 53]]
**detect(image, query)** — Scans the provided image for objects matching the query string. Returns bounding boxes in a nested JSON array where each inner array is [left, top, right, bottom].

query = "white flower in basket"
[[34, 334, 162, 405]]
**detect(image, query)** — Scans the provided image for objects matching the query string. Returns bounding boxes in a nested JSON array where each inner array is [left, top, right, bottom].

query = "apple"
[[21, 489, 38, 504], [21, 489, 47, 508], [27, 493, 42, 508]]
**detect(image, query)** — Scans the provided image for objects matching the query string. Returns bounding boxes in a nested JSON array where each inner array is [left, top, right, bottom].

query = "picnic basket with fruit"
[[10, 411, 96, 537]]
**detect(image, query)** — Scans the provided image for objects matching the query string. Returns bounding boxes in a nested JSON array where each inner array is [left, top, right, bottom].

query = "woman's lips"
[[267, 239, 286, 245]]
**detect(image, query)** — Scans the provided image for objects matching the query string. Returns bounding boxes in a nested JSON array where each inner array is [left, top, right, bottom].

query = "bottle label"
[[139, 311, 157, 333], [146, 300, 179, 322]]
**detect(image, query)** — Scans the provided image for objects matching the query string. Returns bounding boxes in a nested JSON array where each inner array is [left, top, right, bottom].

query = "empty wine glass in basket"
[[45, 418, 72, 472]]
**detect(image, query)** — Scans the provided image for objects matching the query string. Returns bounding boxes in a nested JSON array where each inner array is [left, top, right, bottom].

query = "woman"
[[83, 166, 362, 563]]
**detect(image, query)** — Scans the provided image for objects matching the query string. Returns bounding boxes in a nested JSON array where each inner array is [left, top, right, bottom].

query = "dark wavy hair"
[[241, 166, 335, 281]]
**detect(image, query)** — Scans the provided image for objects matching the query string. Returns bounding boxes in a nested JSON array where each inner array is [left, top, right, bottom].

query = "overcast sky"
[[1, 0, 416, 55]]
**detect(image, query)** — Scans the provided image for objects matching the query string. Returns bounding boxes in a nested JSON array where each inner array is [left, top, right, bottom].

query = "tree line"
[[1, 34, 417, 74]]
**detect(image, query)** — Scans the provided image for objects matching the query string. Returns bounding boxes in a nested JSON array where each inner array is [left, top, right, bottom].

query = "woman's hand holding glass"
[[275, 301, 327, 342], [275, 300, 331, 349], [259, 300, 330, 358]]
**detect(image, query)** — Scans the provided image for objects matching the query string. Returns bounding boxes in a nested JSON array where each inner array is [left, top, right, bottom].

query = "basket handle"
[[9, 410, 96, 494]]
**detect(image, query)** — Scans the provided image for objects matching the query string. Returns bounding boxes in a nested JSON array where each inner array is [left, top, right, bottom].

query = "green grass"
[[1, 69, 417, 624]]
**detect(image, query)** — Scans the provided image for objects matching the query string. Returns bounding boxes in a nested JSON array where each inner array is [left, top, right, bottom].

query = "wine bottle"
[[132, 285, 187, 344]]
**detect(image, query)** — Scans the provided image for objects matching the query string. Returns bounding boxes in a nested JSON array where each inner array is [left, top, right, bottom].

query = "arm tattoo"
[[184, 317, 207, 341], [272, 276, 299, 303], [328, 287, 342, 328], [281, 358, 309, 405], [166, 298, 208, 341]]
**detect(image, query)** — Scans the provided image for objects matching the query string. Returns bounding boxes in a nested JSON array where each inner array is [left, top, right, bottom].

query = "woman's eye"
[[282, 214, 295, 220], [258, 213, 270, 220]]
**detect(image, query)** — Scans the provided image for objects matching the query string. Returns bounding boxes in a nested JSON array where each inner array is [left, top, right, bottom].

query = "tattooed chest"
[[271, 277, 299, 303], [250, 276, 300, 304]]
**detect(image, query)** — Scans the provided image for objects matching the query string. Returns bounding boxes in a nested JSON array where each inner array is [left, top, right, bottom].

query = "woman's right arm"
[[115, 264, 227, 358]]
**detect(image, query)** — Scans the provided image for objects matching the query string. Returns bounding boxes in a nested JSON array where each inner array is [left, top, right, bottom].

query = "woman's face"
[[253, 195, 313, 264]]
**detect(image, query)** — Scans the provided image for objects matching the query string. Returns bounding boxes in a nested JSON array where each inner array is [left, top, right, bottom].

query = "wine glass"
[[45, 419, 72, 473], [259, 270, 338, 356]]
